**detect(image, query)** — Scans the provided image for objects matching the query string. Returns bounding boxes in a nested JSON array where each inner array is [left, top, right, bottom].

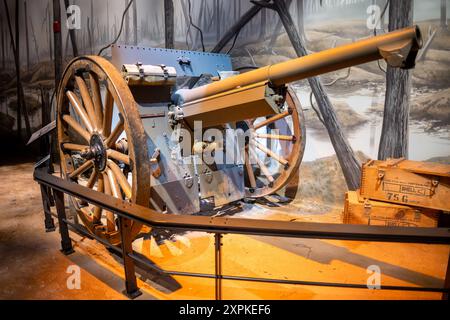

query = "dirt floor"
[[0, 160, 448, 300]]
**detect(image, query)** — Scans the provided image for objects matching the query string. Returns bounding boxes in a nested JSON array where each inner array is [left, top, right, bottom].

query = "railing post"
[[40, 185, 55, 232], [53, 189, 74, 255], [214, 233, 223, 300], [118, 216, 142, 299]]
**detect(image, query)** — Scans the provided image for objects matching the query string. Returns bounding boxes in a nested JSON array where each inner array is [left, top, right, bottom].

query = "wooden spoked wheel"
[[57, 56, 151, 245], [244, 87, 306, 198]]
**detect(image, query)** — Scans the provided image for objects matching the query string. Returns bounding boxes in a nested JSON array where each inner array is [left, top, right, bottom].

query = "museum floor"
[[0, 160, 448, 300]]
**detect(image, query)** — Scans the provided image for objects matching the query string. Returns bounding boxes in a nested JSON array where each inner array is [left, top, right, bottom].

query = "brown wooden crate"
[[360, 159, 450, 212], [343, 191, 439, 228]]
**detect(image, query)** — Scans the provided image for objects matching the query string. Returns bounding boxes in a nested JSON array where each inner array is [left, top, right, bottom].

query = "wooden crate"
[[343, 190, 439, 228], [360, 159, 450, 212]]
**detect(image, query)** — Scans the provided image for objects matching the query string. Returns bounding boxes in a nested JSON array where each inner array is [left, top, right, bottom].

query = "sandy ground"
[[0, 161, 448, 300], [0, 161, 136, 299]]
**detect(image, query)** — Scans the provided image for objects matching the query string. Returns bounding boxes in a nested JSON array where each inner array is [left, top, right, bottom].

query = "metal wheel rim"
[[57, 55, 151, 245], [244, 87, 306, 198]]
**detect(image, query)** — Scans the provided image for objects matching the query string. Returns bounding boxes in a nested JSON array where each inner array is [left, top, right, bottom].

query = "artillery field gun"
[[55, 26, 423, 245]]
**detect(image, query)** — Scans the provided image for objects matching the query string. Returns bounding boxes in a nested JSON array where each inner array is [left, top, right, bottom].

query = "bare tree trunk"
[[24, 1, 30, 71], [180, 0, 194, 48], [14, 0, 22, 138], [90, 0, 94, 40], [124, 0, 129, 42], [203, 0, 211, 35], [87, 18, 93, 54], [30, 16, 39, 63], [19, 86, 31, 140], [192, 0, 205, 50], [212, 0, 269, 53], [53, 0, 62, 90], [133, 0, 137, 45], [274, 0, 361, 190], [1, 14, 5, 69], [378, 0, 413, 160], [64, 31, 71, 57], [40, 87, 50, 157], [259, 8, 266, 40], [441, 0, 448, 29], [297, 0, 304, 38], [47, 2, 52, 61], [164, 0, 174, 49], [154, 8, 160, 42], [269, 0, 292, 48], [238, 0, 241, 20], [106, 0, 110, 42], [114, 15, 118, 43], [7, 0, 22, 139], [4, 0, 32, 140], [215, 0, 220, 41], [49, 0, 62, 167], [63, 0, 79, 57], [80, 29, 84, 54], [268, 17, 282, 48], [378, 0, 386, 30], [96, 19, 99, 45]]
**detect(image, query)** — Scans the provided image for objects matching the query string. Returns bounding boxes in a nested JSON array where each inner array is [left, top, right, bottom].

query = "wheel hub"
[[81, 134, 107, 172]]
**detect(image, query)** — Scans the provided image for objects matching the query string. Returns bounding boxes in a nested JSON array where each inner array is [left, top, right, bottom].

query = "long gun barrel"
[[173, 26, 422, 127]]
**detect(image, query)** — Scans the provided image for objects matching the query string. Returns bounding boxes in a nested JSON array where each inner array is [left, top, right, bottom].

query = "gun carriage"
[[55, 26, 423, 245]]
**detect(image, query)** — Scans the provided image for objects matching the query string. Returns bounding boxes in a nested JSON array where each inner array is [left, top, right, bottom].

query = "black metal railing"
[[34, 167, 450, 300]]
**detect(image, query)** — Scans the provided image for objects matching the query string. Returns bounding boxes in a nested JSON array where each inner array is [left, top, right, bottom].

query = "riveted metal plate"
[[111, 45, 233, 78], [199, 166, 244, 207], [150, 178, 200, 214]]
